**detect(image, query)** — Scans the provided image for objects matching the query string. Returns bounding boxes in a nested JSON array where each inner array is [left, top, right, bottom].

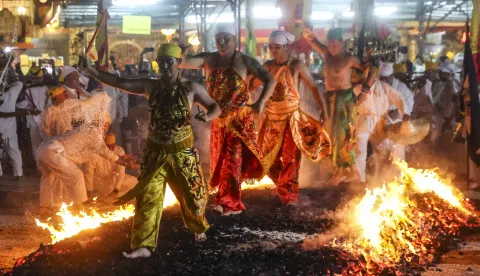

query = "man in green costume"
[[303, 28, 364, 185], [81, 43, 221, 259]]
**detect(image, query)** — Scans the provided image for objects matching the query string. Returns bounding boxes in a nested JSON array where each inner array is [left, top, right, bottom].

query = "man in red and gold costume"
[[253, 30, 330, 205], [180, 23, 277, 216]]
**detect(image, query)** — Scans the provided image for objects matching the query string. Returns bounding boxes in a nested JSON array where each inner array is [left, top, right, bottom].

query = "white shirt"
[[356, 80, 406, 135], [390, 78, 414, 116], [0, 81, 24, 138]]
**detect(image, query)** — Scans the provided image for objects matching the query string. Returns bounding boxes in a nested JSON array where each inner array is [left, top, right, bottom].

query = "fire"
[[336, 161, 478, 271], [36, 186, 178, 244], [242, 176, 275, 190], [36, 178, 274, 245]]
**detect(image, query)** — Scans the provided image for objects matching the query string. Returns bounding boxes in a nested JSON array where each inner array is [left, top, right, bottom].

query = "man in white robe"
[[84, 133, 137, 200], [60, 66, 91, 100], [38, 114, 129, 214], [355, 66, 407, 183], [0, 79, 25, 178]]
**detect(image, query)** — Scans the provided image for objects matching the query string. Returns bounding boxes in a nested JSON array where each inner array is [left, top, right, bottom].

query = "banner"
[[244, 0, 256, 58], [122, 16, 151, 35]]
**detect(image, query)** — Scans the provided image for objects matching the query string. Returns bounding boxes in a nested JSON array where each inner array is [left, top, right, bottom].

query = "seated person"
[[84, 133, 137, 201]]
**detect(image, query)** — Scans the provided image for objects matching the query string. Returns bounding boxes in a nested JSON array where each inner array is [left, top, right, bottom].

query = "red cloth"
[[207, 62, 266, 212], [268, 123, 301, 204]]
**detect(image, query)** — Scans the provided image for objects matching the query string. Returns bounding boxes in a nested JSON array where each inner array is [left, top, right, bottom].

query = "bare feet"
[[286, 201, 297, 206], [222, 210, 242, 216], [327, 175, 345, 186], [195, 233, 207, 242], [213, 205, 223, 214], [122, 248, 152, 259]]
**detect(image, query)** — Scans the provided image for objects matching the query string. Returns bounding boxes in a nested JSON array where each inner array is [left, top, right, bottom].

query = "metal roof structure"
[[59, 0, 472, 30]]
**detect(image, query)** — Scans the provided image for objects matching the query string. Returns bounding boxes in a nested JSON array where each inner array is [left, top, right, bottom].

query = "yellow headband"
[[48, 87, 66, 99], [105, 133, 116, 145], [394, 63, 407, 74], [425, 61, 438, 71], [157, 43, 182, 59]]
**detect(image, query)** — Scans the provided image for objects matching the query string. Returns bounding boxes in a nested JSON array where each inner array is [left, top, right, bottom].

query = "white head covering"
[[439, 60, 456, 75], [268, 30, 296, 45], [61, 66, 78, 80], [214, 23, 237, 36], [379, 62, 394, 77]]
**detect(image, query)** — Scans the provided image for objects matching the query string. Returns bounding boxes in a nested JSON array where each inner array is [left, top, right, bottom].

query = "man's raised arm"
[[244, 56, 276, 113], [178, 52, 210, 70], [81, 57, 153, 96], [302, 28, 327, 57]]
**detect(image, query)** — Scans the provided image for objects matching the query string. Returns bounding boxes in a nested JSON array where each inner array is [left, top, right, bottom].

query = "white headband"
[[439, 60, 455, 75], [268, 30, 295, 45], [214, 23, 236, 36]]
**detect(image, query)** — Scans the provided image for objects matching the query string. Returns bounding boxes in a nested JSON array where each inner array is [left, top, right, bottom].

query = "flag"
[[95, 0, 110, 71], [472, 0, 480, 81], [276, 0, 312, 40], [244, 0, 256, 58], [462, 0, 480, 166]]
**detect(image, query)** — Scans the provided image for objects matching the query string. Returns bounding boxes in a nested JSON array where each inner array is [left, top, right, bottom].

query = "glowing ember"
[[335, 161, 479, 270], [242, 176, 275, 190], [36, 186, 178, 244]]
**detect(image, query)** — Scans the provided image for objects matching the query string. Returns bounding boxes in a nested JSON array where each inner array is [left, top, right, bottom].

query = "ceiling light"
[[113, 0, 156, 6], [342, 11, 354, 17], [374, 6, 397, 16], [17, 6, 27, 15], [311, 11, 334, 20], [253, 6, 282, 19]]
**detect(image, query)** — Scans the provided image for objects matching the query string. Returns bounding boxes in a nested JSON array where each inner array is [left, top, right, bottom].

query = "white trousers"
[[0, 134, 23, 177], [30, 123, 43, 159], [355, 133, 405, 183], [94, 174, 137, 197], [38, 140, 88, 207]]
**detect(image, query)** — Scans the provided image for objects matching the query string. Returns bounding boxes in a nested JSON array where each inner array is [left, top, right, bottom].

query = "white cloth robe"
[[84, 145, 137, 197], [355, 80, 406, 182], [0, 81, 24, 176], [38, 126, 119, 207], [16, 85, 49, 158]]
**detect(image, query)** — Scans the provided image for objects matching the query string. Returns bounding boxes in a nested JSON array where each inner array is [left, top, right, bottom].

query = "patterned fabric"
[[207, 66, 265, 181], [267, 122, 301, 204], [147, 77, 194, 152], [325, 88, 357, 168], [259, 62, 330, 174], [118, 146, 209, 250], [116, 78, 209, 250]]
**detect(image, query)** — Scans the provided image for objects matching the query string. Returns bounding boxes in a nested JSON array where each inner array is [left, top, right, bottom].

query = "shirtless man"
[[303, 27, 364, 185], [180, 23, 276, 215], [82, 43, 222, 258]]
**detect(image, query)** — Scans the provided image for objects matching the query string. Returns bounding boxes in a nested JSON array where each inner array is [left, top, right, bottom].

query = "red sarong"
[[207, 53, 266, 212], [267, 122, 301, 204]]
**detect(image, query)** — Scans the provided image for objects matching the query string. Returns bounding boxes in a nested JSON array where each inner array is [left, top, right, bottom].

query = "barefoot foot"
[[195, 233, 207, 242], [222, 210, 242, 216], [213, 205, 223, 214], [122, 248, 152, 259]]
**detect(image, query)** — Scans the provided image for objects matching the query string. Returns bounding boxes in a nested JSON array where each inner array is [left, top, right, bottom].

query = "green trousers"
[[325, 88, 357, 168], [118, 146, 210, 250]]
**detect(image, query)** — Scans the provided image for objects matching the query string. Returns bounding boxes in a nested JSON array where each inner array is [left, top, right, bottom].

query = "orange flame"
[[336, 161, 478, 268], [36, 177, 275, 244]]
